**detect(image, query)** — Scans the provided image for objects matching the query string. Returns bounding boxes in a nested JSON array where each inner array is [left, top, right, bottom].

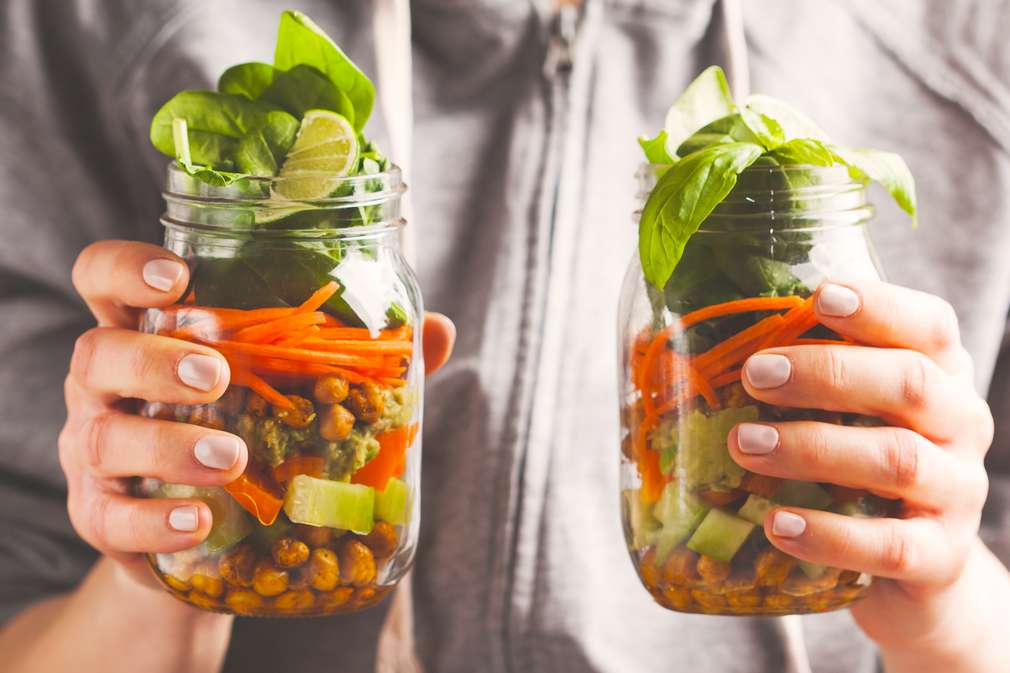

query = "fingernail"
[[142, 259, 185, 292], [168, 505, 199, 532], [194, 435, 243, 470], [737, 423, 779, 455], [772, 511, 807, 538], [745, 354, 792, 389], [178, 354, 222, 391], [817, 283, 860, 317]]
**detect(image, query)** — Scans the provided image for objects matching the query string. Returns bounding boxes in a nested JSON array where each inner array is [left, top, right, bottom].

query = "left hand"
[[727, 279, 995, 655]]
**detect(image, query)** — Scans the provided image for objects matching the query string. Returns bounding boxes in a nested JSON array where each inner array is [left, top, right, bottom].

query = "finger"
[[741, 346, 991, 445], [728, 421, 979, 509], [72, 240, 190, 326], [422, 312, 455, 376], [70, 492, 213, 554], [763, 508, 960, 586], [81, 412, 247, 484], [813, 280, 970, 376], [70, 327, 230, 403]]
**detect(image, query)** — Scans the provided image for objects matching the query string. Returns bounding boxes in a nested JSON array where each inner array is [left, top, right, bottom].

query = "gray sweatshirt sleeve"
[[983, 318, 1010, 565]]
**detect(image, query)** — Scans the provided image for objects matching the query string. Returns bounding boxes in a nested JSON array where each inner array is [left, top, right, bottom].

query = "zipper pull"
[[544, 2, 580, 78]]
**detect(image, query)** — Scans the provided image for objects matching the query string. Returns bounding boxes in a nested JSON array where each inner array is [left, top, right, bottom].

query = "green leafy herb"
[[639, 142, 764, 288], [638, 130, 674, 165], [829, 145, 918, 226], [768, 137, 835, 166], [660, 65, 736, 159], [274, 10, 375, 131], [218, 62, 277, 100]]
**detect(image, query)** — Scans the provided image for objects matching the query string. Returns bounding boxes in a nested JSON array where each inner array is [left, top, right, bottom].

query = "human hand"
[[727, 279, 999, 660], [61, 240, 455, 588]]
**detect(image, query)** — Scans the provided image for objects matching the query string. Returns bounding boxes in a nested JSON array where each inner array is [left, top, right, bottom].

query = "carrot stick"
[[315, 325, 413, 341], [687, 361, 720, 409], [378, 377, 407, 387], [228, 367, 294, 410], [171, 307, 299, 337], [239, 356, 379, 385], [694, 314, 785, 376], [710, 368, 743, 389], [678, 295, 804, 329], [792, 338, 853, 346], [756, 298, 818, 350], [208, 339, 388, 369], [297, 281, 340, 313], [298, 339, 414, 356], [274, 326, 321, 348], [232, 311, 326, 343]]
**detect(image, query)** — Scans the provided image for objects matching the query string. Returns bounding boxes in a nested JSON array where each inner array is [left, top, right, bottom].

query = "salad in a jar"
[[138, 11, 422, 617], [620, 67, 917, 615]]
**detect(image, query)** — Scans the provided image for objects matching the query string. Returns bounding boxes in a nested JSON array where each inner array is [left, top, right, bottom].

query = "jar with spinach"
[[619, 67, 916, 616]]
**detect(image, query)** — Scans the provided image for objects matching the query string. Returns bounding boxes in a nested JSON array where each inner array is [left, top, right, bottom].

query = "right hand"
[[60, 241, 245, 587]]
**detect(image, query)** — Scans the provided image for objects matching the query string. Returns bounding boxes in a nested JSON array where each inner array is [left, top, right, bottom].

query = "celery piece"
[[737, 494, 776, 526], [686, 508, 756, 562], [375, 477, 411, 526], [283, 474, 374, 534]]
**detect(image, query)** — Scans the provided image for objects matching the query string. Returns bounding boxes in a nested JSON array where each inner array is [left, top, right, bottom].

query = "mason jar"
[[618, 163, 893, 616], [138, 164, 423, 617]]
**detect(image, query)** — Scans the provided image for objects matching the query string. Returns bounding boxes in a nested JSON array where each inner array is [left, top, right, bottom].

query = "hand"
[[727, 279, 1000, 663], [60, 240, 455, 588]]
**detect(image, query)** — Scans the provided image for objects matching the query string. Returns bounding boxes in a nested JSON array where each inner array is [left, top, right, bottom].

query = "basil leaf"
[[663, 66, 736, 159], [677, 132, 736, 157], [260, 64, 356, 124], [274, 10, 375, 130], [151, 91, 289, 170], [769, 138, 835, 166], [639, 142, 764, 288], [638, 130, 675, 164], [829, 145, 918, 225], [679, 112, 783, 155], [744, 94, 831, 143], [218, 62, 277, 100]]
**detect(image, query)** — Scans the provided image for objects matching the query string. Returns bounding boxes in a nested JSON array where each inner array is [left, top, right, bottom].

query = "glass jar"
[[618, 163, 894, 616], [138, 164, 422, 617]]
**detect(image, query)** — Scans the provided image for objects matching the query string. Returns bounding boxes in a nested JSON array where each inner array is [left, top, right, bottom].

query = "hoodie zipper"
[[544, 2, 580, 78]]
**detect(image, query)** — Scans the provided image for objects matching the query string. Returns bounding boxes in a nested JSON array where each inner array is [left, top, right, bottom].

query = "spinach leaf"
[[662, 66, 736, 159], [234, 110, 300, 175], [218, 62, 277, 100], [829, 145, 918, 225], [639, 142, 764, 288], [769, 138, 835, 166], [713, 247, 807, 297], [274, 10, 375, 131], [192, 257, 287, 310], [260, 65, 356, 124], [638, 130, 674, 164], [151, 91, 290, 170]]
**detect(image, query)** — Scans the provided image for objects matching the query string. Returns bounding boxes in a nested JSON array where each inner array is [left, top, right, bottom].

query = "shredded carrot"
[[274, 326, 321, 348], [297, 281, 340, 313], [687, 361, 720, 409], [228, 367, 295, 410], [695, 314, 785, 377], [232, 311, 327, 343], [171, 307, 299, 338], [315, 325, 413, 341], [710, 368, 743, 389], [299, 338, 413, 356], [679, 295, 804, 329], [208, 339, 388, 369], [638, 448, 664, 504], [791, 338, 853, 346]]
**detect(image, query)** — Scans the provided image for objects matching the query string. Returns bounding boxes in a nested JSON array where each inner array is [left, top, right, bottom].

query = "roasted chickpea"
[[725, 589, 763, 610], [272, 537, 310, 569], [661, 547, 701, 587], [319, 404, 356, 441], [661, 585, 694, 611], [339, 540, 377, 587], [763, 592, 795, 611], [317, 587, 354, 612], [696, 555, 732, 586], [308, 548, 340, 592], [218, 544, 257, 587], [162, 573, 191, 593], [189, 405, 226, 430], [246, 392, 269, 417], [345, 383, 384, 424], [781, 568, 841, 597], [754, 548, 796, 587], [226, 589, 264, 615], [638, 548, 660, 589], [314, 375, 349, 404], [295, 524, 333, 548], [191, 572, 225, 598], [691, 589, 727, 611], [252, 562, 289, 597], [187, 592, 222, 610], [274, 395, 316, 429], [350, 586, 379, 609], [274, 589, 315, 612], [361, 521, 398, 559]]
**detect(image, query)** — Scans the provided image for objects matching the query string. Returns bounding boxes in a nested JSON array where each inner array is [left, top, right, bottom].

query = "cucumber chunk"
[[652, 485, 709, 563], [737, 494, 776, 526], [623, 490, 660, 550], [147, 482, 254, 553], [686, 508, 756, 562], [283, 475, 374, 534], [375, 477, 411, 526], [774, 480, 833, 510]]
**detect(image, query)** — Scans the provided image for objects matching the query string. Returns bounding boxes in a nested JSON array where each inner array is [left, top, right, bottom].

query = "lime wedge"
[[273, 110, 358, 200]]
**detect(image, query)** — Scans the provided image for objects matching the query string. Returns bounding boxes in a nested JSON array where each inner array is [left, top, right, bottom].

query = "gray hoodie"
[[1, 1, 1009, 672]]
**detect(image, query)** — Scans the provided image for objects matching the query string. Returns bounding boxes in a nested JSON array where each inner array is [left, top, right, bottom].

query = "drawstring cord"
[[373, 2, 422, 673]]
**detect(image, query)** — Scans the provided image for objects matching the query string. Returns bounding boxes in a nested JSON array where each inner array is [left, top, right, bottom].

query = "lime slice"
[[273, 110, 358, 200]]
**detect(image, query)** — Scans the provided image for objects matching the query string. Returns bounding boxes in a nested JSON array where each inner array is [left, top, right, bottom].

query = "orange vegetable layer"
[[224, 473, 283, 526]]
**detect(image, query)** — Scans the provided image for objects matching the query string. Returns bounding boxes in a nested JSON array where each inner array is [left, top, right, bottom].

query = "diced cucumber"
[[798, 560, 828, 580], [678, 406, 759, 490], [623, 490, 660, 550], [147, 482, 254, 553], [686, 508, 756, 562], [650, 485, 709, 562], [283, 475, 374, 534], [250, 516, 292, 550], [774, 480, 833, 510], [375, 477, 411, 526], [737, 494, 776, 526]]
